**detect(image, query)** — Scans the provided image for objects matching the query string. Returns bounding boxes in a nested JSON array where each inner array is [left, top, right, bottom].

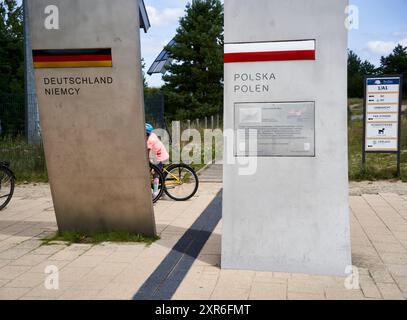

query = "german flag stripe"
[[32, 48, 112, 68], [33, 55, 112, 63], [33, 61, 112, 68], [33, 48, 111, 56]]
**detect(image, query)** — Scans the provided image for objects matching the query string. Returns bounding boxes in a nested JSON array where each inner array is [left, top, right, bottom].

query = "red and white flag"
[[224, 40, 316, 63]]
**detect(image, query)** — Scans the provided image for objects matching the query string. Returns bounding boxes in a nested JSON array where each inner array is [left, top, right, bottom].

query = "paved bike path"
[[133, 190, 222, 300], [197, 164, 223, 183]]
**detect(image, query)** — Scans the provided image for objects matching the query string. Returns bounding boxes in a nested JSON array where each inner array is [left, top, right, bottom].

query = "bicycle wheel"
[[150, 163, 164, 203], [0, 166, 15, 211], [164, 163, 199, 201]]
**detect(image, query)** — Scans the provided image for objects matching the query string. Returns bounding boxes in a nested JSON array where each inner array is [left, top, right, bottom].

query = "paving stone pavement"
[[198, 164, 223, 183], [0, 182, 406, 300]]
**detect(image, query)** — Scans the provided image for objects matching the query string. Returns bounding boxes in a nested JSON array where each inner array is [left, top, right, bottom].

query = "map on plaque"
[[365, 77, 401, 152], [234, 102, 315, 157]]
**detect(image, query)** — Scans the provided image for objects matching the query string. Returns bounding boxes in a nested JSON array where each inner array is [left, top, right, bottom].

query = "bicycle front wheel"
[[164, 164, 199, 201], [0, 166, 15, 211]]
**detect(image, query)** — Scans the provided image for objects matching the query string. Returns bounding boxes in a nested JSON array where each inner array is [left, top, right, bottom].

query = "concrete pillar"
[[222, 0, 351, 276], [27, 0, 156, 236]]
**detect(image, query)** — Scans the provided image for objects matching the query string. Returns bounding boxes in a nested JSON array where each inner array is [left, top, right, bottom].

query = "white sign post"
[[363, 75, 403, 176]]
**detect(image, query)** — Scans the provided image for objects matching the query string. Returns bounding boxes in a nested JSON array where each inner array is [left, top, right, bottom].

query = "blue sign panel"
[[367, 78, 400, 86]]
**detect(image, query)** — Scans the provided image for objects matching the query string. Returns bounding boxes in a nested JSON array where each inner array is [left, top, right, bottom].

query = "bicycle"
[[0, 161, 15, 210], [149, 162, 199, 202]]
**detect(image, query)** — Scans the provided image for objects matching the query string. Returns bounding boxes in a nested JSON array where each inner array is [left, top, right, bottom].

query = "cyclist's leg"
[[156, 162, 164, 172], [153, 162, 163, 194]]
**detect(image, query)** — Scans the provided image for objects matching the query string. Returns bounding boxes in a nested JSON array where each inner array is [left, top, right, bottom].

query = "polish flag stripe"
[[224, 40, 316, 63]]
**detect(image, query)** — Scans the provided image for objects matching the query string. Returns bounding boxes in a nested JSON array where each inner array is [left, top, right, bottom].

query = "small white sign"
[[365, 139, 398, 151], [365, 77, 401, 152], [366, 123, 398, 139], [366, 113, 398, 123], [366, 93, 399, 104], [367, 104, 399, 114]]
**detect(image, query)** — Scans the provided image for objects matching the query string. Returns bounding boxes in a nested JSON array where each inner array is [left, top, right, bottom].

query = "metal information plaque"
[[234, 102, 315, 157]]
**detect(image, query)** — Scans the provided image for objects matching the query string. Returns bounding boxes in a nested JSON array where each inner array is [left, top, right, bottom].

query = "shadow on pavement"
[[155, 224, 221, 266], [133, 189, 223, 300]]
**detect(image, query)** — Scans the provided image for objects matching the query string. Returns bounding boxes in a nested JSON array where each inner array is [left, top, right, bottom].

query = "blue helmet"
[[145, 123, 154, 135]]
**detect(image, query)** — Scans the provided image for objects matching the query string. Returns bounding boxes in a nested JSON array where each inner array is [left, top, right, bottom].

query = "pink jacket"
[[147, 132, 169, 162]]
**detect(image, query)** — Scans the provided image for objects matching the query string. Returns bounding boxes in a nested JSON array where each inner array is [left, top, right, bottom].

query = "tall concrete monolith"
[[222, 0, 351, 276], [27, 0, 156, 236]]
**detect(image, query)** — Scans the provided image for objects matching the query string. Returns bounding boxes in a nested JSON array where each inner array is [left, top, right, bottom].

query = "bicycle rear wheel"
[[0, 166, 15, 211], [164, 164, 199, 201], [150, 163, 164, 203]]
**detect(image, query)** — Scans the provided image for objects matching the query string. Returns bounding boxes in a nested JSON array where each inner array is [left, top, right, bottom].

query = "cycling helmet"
[[145, 123, 154, 136]]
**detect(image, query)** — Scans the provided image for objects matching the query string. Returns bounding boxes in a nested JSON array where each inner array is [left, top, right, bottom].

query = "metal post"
[[23, 0, 41, 144], [397, 74, 403, 178], [23, 0, 28, 140], [397, 152, 401, 178], [362, 76, 367, 173]]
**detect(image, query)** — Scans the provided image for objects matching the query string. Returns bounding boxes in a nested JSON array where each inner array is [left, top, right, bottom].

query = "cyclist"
[[146, 123, 169, 197]]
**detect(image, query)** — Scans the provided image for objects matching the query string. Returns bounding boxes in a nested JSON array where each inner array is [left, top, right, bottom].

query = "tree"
[[348, 50, 363, 98], [360, 60, 377, 77], [379, 44, 407, 98], [162, 0, 224, 120], [348, 50, 377, 98], [0, 0, 24, 136], [0, 0, 24, 95]]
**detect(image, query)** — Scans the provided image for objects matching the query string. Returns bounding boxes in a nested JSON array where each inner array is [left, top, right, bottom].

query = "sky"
[[140, 0, 187, 87], [348, 0, 407, 65], [142, 0, 407, 87]]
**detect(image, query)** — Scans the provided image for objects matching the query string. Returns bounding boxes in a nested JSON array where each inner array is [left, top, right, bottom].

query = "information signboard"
[[363, 75, 403, 176], [364, 76, 402, 152]]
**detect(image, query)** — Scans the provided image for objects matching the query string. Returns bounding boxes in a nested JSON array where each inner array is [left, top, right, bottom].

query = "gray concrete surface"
[[222, 0, 351, 275], [27, 0, 155, 235]]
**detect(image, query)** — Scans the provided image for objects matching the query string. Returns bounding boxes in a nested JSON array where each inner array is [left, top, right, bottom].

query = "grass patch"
[[348, 98, 363, 105], [348, 98, 364, 120], [0, 136, 48, 182], [41, 231, 160, 246]]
